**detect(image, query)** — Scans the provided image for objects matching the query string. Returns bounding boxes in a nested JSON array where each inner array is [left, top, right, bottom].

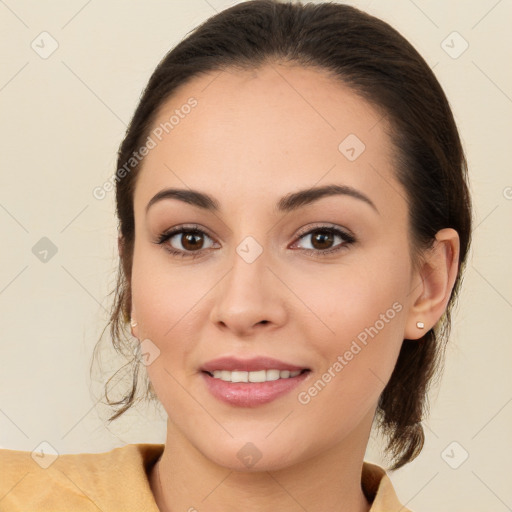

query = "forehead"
[[134, 63, 402, 217]]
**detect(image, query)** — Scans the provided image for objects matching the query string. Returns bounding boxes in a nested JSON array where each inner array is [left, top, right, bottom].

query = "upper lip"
[[201, 356, 308, 373]]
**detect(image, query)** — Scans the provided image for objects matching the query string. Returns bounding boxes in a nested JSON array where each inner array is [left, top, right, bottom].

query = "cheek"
[[294, 293, 407, 443], [130, 243, 200, 338], [295, 253, 409, 343], [130, 247, 205, 411], [294, 257, 409, 404]]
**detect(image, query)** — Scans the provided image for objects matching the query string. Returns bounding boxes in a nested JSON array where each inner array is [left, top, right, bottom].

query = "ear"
[[404, 228, 460, 339]]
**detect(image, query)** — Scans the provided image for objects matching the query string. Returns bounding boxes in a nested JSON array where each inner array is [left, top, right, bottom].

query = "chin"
[[189, 435, 307, 472]]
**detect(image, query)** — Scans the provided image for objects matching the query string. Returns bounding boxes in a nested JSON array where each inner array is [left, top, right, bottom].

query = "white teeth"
[[231, 371, 248, 382], [210, 369, 303, 383], [266, 369, 280, 381], [248, 370, 266, 382]]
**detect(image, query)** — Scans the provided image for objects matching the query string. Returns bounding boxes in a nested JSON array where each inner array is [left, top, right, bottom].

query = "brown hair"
[[92, 0, 472, 471]]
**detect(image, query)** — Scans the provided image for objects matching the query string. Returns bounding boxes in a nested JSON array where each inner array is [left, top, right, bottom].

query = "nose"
[[209, 246, 288, 338]]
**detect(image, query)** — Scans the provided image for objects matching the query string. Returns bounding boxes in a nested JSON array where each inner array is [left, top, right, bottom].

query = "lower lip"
[[201, 371, 309, 407]]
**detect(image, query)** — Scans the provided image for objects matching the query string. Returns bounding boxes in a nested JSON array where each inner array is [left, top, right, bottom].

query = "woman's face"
[[130, 63, 421, 470]]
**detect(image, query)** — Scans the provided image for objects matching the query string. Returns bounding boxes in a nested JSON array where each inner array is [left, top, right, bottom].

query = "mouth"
[[200, 356, 311, 407]]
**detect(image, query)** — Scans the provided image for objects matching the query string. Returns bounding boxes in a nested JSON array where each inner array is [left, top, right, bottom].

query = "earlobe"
[[131, 318, 138, 339], [404, 228, 460, 340]]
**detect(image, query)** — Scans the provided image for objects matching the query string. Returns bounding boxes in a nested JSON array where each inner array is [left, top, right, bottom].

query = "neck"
[[150, 409, 375, 512]]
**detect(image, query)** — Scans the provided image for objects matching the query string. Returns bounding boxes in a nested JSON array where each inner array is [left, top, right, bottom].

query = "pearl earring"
[[131, 320, 138, 327], [416, 321, 425, 329]]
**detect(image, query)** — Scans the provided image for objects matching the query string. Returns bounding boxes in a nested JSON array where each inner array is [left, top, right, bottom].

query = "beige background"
[[1, 1, 511, 510]]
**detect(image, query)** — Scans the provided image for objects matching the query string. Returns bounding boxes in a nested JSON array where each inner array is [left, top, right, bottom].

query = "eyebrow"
[[145, 184, 379, 215]]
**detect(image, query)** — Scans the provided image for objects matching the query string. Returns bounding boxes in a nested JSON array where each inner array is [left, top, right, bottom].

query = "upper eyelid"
[[295, 223, 353, 238]]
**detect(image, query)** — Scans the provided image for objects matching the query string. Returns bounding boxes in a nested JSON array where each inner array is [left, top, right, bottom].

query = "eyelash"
[[154, 223, 356, 259]]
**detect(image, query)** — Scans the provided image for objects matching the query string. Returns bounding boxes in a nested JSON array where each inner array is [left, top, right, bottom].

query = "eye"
[[291, 225, 356, 256], [155, 224, 217, 258]]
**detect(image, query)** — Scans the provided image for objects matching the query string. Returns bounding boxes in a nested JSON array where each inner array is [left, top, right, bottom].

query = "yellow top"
[[0, 443, 412, 511]]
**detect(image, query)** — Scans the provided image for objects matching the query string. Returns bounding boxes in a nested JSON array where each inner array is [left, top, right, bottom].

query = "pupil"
[[313, 231, 333, 249], [183, 232, 202, 250]]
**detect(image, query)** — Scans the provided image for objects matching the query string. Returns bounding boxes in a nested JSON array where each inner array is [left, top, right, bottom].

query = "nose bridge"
[[209, 230, 287, 334], [224, 233, 273, 306]]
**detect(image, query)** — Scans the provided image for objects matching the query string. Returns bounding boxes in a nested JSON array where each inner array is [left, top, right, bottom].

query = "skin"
[[127, 62, 460, 512]]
